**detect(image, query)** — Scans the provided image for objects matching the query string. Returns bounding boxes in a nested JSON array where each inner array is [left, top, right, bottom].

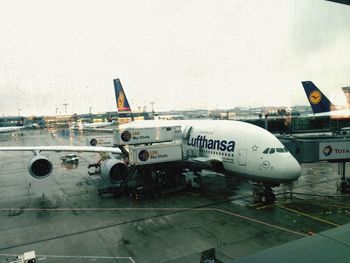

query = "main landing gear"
[[253, 184, 276, 204], [340, 179, 350, 193], [339, 162, 350, 193]]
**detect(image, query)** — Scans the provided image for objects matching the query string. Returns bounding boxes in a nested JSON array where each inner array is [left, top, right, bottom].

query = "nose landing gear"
[[253, 184, 276, 204]]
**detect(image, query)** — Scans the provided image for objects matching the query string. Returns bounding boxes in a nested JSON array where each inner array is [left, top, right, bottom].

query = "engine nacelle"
[[100, 158, 128, 182], [27, 155, 53, 179]]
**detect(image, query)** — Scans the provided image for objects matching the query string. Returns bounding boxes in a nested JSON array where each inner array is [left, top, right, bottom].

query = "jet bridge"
[[277, 133, 350, 192]]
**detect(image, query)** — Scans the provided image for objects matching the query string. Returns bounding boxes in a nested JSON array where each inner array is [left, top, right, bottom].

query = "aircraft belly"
[[225, 169, 273, 183], [224, 159, 280, 184], [222, 161, 234, 172]]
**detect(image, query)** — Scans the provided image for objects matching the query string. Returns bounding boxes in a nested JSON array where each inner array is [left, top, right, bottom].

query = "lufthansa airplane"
[[115, 79, 301, 201], [302, 81, 350, 117], [0, 79, 301, 202], [74, 120, 117, 129], [122, 119, 301, 182]]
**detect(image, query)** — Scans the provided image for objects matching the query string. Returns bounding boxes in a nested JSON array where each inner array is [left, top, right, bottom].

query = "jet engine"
[[100, 158, 128, 182], [27, 155, 53, 179]]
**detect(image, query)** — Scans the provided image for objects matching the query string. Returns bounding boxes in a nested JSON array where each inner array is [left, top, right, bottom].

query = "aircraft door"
[[238, 149, 247, 166], [182, 125, 192, 139], [182, 126, 193, 158]]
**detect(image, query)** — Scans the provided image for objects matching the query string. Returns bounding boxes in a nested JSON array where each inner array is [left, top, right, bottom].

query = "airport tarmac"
[[0, 128, 350, 262]]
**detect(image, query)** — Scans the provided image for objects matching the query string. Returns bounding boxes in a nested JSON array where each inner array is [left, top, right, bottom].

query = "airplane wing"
[[0, 126, 25, 133], [71, 127, 114, 132], [0, 146, 121, 154]]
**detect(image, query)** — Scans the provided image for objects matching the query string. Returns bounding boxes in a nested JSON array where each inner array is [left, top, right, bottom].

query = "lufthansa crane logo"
[[121, 131, 132, 142], [138, 150, 149, 162], [323, 145, 333, 156], [117, 91, 125, 109], [89, 138, 97, 146], [262, 160, 270, 169], [309, 90, 322, 105]]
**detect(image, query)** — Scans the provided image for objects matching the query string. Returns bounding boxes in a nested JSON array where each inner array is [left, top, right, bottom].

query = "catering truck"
[[96, 126, 201, 199]]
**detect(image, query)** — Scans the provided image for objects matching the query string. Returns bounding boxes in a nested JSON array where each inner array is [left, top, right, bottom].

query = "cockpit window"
[[264, 148, 287, 154]]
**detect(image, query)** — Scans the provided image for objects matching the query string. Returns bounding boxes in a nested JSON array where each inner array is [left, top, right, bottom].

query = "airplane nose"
[[284, 157, 301, 181]]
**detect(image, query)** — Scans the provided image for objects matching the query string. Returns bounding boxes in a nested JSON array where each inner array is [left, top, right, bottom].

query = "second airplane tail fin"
[[302, 81, 334, 114], [114, 78, 131, 112]]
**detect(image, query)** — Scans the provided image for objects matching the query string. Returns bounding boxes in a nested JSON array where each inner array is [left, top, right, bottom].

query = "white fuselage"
[[0, 126, 25, 133], [120, 119, 301, 184], [307, 109, 350, 118], [79, 121, 116, 129]]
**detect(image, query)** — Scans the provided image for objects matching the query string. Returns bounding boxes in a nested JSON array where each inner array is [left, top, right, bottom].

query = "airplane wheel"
[[267, 192, 276, 203], [261, 192, 276, 204], [340, 180, 350, 193]]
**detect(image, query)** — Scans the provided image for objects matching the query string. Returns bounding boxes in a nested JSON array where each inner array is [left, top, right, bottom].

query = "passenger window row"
[[203, 149, 234, 157], [199, 130, 214, 135]]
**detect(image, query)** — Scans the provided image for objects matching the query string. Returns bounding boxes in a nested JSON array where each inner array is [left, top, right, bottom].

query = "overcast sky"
[[0, 0, 349, 116]]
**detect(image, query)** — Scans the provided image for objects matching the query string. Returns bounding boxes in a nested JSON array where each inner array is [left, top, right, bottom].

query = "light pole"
[[63, 103, 68, 114], [18, 109, 22, 117], [89, 107, 92, 122]]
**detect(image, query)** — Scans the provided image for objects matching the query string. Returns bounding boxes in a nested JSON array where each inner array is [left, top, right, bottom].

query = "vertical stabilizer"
[[301, 81, 334, 113], [114, 79, 131, 112]]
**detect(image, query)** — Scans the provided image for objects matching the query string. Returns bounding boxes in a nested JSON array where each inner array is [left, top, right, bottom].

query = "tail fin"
[[113, 78, 131, 112], [301, 81, 334, 113]]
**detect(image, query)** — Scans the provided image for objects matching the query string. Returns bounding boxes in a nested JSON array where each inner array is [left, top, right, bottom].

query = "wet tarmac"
[[0, 128, 349, 262]]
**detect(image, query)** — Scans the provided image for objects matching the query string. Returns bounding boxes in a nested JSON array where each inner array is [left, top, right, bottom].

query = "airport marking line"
[[318, 202, 350, 210], [277, 204, 340, 227], [213, 208, 307, 237], [0, 254, 136, 262], [0, 207, 308, 237], [255, 203, 278, 210], [248, 202, 264, 207]]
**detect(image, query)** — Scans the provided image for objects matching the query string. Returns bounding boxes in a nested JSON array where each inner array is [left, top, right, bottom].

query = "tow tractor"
[[5, 251, 36, 263]]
